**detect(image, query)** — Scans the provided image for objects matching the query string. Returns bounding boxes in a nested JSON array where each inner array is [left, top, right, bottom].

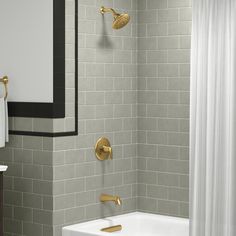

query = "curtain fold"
[[190, 1, 236, 236]]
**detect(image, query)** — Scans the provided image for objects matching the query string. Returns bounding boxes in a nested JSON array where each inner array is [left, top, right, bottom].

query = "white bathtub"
[[62, 212, 189, 236]]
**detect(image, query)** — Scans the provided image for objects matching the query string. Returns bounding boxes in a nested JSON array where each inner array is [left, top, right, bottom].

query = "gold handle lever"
[[102, 145, 112, 159], [95, 137, 113, 161]]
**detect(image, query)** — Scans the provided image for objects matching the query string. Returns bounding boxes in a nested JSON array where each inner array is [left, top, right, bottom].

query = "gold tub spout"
[[100, 194, 122, 206], [101, 225, 122, 233]]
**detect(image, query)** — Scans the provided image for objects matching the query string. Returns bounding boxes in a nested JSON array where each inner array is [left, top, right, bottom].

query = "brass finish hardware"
[[100, 6, 130, 30], [0, 76, 9, 99], [95, 137, 112, 161], [101, 225, 122, 233], [100, 194, 122, 206]]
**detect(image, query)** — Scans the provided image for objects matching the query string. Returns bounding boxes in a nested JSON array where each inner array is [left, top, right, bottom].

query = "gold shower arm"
[[0, 76, 8, 99], [99, 6, 130, 30], [100, 6, 119, 17]]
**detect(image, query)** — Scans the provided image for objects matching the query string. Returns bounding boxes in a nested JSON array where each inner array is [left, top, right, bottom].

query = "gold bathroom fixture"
[[95, 137, 112, 161], [100, 194, 122, 206], [101, 225, 122, 233], [0, 76, 9, 99], [100, 6, 130, 29]]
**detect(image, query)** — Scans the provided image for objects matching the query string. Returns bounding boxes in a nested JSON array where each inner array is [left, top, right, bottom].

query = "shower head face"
[[112, 13, 130, 29]]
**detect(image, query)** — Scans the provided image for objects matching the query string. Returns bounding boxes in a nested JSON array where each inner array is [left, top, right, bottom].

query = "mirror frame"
[[8, 0, 78, 137]]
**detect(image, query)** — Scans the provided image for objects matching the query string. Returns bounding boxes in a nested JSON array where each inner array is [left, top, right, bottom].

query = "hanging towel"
[[0, 97, 9, 148]]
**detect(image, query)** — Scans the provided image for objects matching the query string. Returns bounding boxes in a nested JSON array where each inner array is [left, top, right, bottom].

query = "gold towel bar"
[[0, 76, 8, 99]]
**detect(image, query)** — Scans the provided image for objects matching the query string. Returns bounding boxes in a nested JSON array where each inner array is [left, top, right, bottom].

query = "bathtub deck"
[[63, 212, 189, 236]]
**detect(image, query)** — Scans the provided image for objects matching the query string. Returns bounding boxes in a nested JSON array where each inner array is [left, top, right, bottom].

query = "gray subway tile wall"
[[0, 136, 54, 236], [0, 0, 191, 235], [137, 0, 191, 217], [53, 0, 138, 235]]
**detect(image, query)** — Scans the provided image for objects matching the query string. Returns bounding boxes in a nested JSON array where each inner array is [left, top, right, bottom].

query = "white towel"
[[0, 97, 8, 148]]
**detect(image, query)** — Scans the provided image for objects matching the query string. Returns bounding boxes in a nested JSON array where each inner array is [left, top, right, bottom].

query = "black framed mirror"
[[0, 0, 78, 137]]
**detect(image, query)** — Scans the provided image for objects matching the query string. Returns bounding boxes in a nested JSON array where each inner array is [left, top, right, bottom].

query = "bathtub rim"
[[62, 211, 189, 231]]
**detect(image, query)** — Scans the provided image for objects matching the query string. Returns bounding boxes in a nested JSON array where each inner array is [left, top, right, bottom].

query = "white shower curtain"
[[190, 1, 236, 236]]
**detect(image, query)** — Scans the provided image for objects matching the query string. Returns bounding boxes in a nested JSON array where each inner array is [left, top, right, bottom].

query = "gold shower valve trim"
[[95, 137, 113, 161], [100, 6, 130, 30]]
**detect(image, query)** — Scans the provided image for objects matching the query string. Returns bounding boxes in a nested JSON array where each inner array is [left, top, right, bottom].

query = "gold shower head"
[[100, 6, 130, 30]]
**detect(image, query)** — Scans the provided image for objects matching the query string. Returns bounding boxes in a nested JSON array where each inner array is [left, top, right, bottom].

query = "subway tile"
[[138, 38, 157, 50], [180, 8, 192, 21], [168, 0, 191, 8], [4, 218, 22, 234], [168, 187, 189, 202], [147, 158, 168, 172], [65, 207, 85, 223], [168, 50, 190, 63], [158, 91, 179, 104], [157, 200, 179, 215], [114, 159, 132, 172], [55, 194, 76, 210], [158, 145, 179, 159], [167, 160, 189, 174], [54, 165, 75, 180], [147, 105, 168, 117], [138, 197, 157, 212], [167, 132, 189, 146], [168, 22, 192, 35], [33, 209, 53, 225], [33, 180, 53, 195], [147, 23, 167, 36], [14, 207, 33, 221], [5, 163, 22, 178], [179, 202, 189, 217], [138, 10, 157, 24], [23, 193, 42, 209], [13, 149, 33, 164], [138, 171, 157, 184], [158, 9, 179, 22], [4, 191, 22, 206], [147, 132, 168, 145], [158, 119, 179, 132], [0, 148, 13, 162], [158, 64, 179, 77], [105, 64, 123, 77], [14, 178, 33, 193], [138, 144, 156, 158], [147, 50, 167, 63], [158, 173, 179, 186], [138, 118, 157, 131], [138, 64, 157, 77], [180, 36, 191, 49], [158, 37, 179, 49], [147, 185, 168, 199], [147, 0, 167, 9], [76, 191, 95, 206], [23, 137, 43, 150], [23, 165, 42, 179], [114, 0, 132, 10], [23, 222, 43, 236]]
